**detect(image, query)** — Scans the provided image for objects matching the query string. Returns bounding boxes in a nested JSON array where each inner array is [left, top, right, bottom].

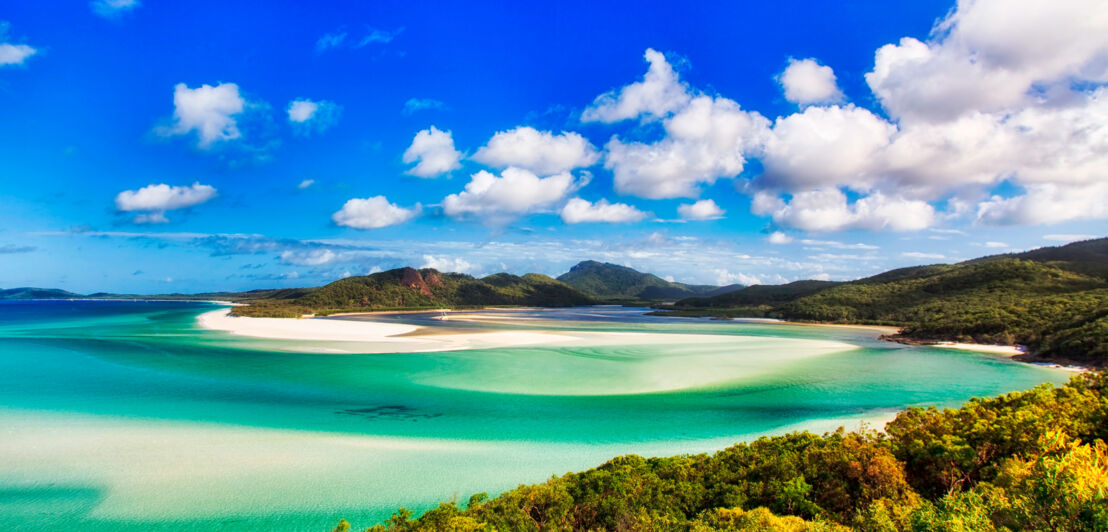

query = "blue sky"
[[1, 0, 1106, 293]]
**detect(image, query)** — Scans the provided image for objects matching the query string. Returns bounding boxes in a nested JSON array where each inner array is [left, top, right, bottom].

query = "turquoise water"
[[0, 301, 1071, 530]]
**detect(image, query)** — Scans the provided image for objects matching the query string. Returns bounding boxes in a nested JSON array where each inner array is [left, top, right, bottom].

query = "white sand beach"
[[930, 342, 1025, 356], [197, 309, 570, 353]]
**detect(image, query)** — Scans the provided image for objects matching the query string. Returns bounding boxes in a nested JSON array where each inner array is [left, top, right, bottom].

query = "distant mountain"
[[0, 287, 83, 299], [674, 280, 841, 309], [235, 267, 596, 317], [557, 260, 741, 300]]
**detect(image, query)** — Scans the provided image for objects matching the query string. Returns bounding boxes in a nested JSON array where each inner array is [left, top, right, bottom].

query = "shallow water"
[[0, 301, 1070, 530]]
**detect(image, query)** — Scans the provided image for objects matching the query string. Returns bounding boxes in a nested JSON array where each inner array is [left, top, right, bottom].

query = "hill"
[[968, 237, 1108, 278], [234, 267, 595, 317], [0, 287, 83, 299], [557, 260, 740, 300], [669, 253, 1108, 367]]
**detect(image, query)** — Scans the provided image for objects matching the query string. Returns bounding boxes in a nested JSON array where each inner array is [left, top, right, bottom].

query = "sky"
[[1, 0, 1106, 293]]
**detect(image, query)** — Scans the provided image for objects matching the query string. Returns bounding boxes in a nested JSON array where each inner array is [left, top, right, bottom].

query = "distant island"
[[5, 238, 1106, 368]]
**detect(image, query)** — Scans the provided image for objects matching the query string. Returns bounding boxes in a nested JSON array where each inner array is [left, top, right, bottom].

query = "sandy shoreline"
[[197, 309, 571, 353]]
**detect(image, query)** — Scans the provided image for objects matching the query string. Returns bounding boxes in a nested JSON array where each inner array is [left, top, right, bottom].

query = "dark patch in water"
[[336, 404, 442, 421]]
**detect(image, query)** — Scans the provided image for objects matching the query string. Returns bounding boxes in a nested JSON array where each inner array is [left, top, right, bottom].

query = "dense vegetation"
[[666, 239, 1108, 367], [332, 372, 1107, 531], [557, 260, 740, 301], [233, 267, 595, 317]]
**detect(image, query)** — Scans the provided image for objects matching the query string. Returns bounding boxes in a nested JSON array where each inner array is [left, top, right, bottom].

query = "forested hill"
[[557, 260, 741, 300], [668, 238, 1108, 367], [233, 267, 595, 317]]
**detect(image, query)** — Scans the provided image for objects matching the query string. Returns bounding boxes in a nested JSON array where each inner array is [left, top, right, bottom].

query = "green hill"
[[669, 253, 1108, 366], [235, 267, 595, 317], [0, 287, 83, 299], [557, 260, 739, 300]]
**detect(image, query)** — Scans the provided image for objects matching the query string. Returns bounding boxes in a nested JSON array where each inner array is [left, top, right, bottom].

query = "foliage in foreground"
[[334, 373, 1108, 531]]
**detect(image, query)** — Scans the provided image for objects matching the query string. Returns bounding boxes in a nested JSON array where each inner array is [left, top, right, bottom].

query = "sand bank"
[[197, 309, 569, 353], [930, 342, 1025, 356]]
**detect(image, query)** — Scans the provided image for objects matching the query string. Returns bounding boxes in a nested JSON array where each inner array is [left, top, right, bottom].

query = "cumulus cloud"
[[579, 2, 1108, 232], [115, 182, 217, 224], [866, 0, 1108, 124], [420, 255, 476, 274], [287, 98, 341, 135], [403, 126, 462, 178], [767, 231, 793, 244], [403, 98, 446, 115], [473, 127, 600, 175], [581, 48, 691, 123], [443, 167, 579, 221], [759, 105, 895, 192], [91, 0, 140, 18], [332, 196, 420, 229], [677, 199, 725, 220], [560, 198, 647, 224], [780, 58, 843, 105], [0, 22, 36, 67], [605, 94, 770, 198], [752, 189, 934, 232], [159, 83, 246, 148], [298, 179, 314, 189]]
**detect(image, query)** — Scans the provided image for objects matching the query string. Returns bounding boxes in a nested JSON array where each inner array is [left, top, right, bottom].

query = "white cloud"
[[287, 98, 341, 135], [798, 239, 879, 250], [902, 252, 946, 260], [298, 179, 315, 189], [1043, 234, 1099, 242], [315, 32, 347, 53], [560, 198, 647, 224], [160, 83, 246, 148], [714, 269, 765, 286], [473, 127, 599, 175], [759, 105, 895, 192], [780, 58, 843, 105], [403, 126, 462, 178], [677, 199, 725, 220], [332, 196, 420, 229], [443, 167, 579, 221], [115, 182, 217, 223], [421, 255, 475, 274], [403, 98, 446, 115], [605, 95, 770, 198], [316, 27, 402, 53], [753, 189, 934, 232], [0, 22, 36, 67], [280, 249, 338, 266], [866, 0, 1108, 124], [91, 0, 140, 18], [581, 48, 691, 123], [976, 182, 1108, 226], [983, 241, 1008, 248], [767, 231, 793, 244]]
